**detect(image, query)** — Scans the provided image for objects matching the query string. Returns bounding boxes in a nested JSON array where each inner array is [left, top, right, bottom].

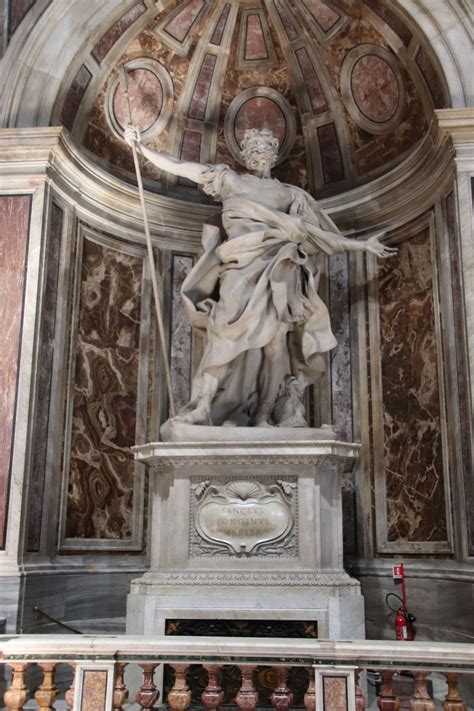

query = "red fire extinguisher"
[[386, 564, 416, 641]]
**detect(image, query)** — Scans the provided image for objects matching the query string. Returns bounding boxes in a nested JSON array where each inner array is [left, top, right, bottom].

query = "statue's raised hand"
[[124, 125, 140, 148], [365, 232, 398, 259]]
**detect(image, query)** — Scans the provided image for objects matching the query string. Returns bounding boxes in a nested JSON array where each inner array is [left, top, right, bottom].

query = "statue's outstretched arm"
[[304, 222, 397, 259], [124, 126, 207, 184]]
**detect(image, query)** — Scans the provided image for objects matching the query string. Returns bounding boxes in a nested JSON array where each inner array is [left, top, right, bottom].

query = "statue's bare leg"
[[176, 371, 220, 424], [253, 325, 289, 427]]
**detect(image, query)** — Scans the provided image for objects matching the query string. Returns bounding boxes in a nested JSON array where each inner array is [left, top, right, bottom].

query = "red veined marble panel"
[[112, 68, 163, 133], [378, 228, 447, 542], [244, 14, 268, 61], [65, 237, 143, 540], [188, 53, 217, 120], [295, 48, 328, 114], [178, 130, 202, 186], [210, 3, 231, 46], [0, 195, 31, 548], [61, 65, 92, 131], [164, 0, 205, 42], [302, 0, 340, 32], [274, 0, 299, 41], [234, 97, 286, 146], [323, 676, 348, 710], [91, 2, 146, 64], [317, 122, 344, 183], [80, 670, 108, 710], [351, 54, 400, 123], [364, 0, 412, 46], [27, 202, 63, 552]]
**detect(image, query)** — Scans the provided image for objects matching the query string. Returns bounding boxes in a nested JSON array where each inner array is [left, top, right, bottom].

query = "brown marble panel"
[[274, 0, 299, 41], [234, 97, 286, 146], [378, 228, 447, 542], [188, 53, 217, 120], [80, 670, 108, 711], [295, 48, 328, 114], [415, 47, 446, 109], [302, 0, 340, 32], [317, 122, 344, 183], [446, 192, 473, 553], [8, 0, 36, 37], [0, 195, 31, 549], [364, 0, 412, 46], [244, 14, 268, 61], [178, 130, 201, 186], [164, 0, 205, 43], [170, 254, 194, 411], [61, 65, 92, 132], [351, 54, 399, 123], [27, 202, 63, 552], [323, 676, 348, 710], [210, 3, 231, 46], [112, 67, 163, 133], [91, 1, 146, 64], [65, 237, 143, 540]]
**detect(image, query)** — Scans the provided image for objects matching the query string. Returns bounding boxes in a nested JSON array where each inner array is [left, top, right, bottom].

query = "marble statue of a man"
[[125, 127, 395, 428]]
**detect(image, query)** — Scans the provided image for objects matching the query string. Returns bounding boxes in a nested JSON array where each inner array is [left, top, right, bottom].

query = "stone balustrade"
[[0, 635, 473, 709]]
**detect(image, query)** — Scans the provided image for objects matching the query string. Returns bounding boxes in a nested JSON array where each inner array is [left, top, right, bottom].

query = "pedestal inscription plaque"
[[191, 479, 296, 557]]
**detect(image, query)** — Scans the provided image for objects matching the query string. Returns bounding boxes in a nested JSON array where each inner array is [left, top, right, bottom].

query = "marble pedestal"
[[127, 435, 365, 640]]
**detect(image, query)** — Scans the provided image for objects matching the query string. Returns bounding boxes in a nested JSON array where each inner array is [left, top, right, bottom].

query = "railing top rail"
[[0, 635, 473, 671]]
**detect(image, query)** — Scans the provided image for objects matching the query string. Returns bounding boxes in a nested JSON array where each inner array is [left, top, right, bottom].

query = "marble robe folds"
[[181, 164, 348, 425]]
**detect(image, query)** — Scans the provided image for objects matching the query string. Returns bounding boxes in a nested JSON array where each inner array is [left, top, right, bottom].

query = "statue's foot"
[[175, 396, 212, 425], [252, 403, 274, 427]]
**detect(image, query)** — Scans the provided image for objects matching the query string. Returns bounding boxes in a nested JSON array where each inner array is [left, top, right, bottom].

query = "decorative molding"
[[133, 569, 360, 587], [235, 8, 277, 70]]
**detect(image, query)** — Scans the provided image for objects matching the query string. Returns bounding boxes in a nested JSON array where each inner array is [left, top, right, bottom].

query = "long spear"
[[121, 66, 176, 418]]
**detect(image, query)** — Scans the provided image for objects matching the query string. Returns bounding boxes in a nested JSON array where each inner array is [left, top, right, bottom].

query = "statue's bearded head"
[[239, 128, 279, 173]]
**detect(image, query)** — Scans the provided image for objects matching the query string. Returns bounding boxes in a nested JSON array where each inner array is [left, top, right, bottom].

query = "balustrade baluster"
[[303, 667, 316, 711], [136, 663, 160, 710], [201, 664, 224, 710], [235, 665, 258, 710], [355, 669, 366, 711], [4, 662, 29, 711], [64, 663, 76, 709], [168, 664, 192, 710], [410, 672, 435, 711], [270, 666, 294, 710], [443, 673, 467, 710], [378, 669, 398, 710], [113, 662, 129, 711], [34, 663, 59, 711]]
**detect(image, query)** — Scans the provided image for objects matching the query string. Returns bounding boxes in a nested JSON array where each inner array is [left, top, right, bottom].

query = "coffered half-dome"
[[51, 0, 449, 200]]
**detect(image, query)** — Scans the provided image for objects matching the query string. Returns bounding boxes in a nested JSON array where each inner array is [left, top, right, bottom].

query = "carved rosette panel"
[[190, 478, 297, 558]]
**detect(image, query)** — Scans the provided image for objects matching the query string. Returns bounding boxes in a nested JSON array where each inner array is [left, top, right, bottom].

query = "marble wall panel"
[[244, 14, 268, 61], [178, 130, 201, 187], [91, 1, 146, 64], [170, 254, 194, 412], [317, 123, 344, 184], [26, 202, 63, 552], [112, 67, 163, 134], [61, 65, 92, 132], [274, 0, 299, 41], [364, 0, 412, 46], [8, 0, 36, 37], [65, 236, 143, 540], [0, 195, 31, 549], [351, 55, 399, 123], [210, 3, 231, 46], [80, 670, 108, 710], [323, 676, 348, 709], [294, 47, 328, 114], [377, 228, 447, 543], [233, 97, 286, 146], [188, 53, 217, 121], [301, 0, 340, 32], [446, 192, 474, 554], [163, 0, 205, 43]]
